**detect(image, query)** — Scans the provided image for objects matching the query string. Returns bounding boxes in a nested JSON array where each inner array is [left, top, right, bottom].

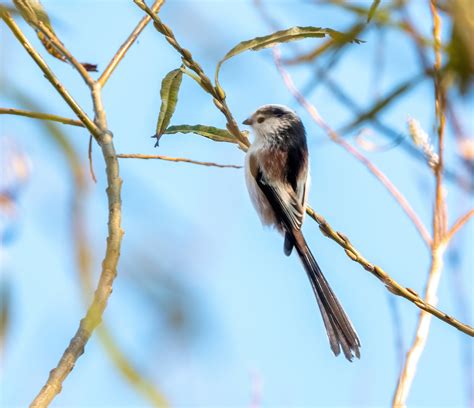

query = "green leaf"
[[164, 125, 237, 144], [153, 68, 183, 146], [215, 26, 364, 85]]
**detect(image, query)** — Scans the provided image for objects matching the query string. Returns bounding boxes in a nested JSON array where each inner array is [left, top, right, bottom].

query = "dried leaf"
[[153, 68, 183, 147], [164, 125, 237, 144]]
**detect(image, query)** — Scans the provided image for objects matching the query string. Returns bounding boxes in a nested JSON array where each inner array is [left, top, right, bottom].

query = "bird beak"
[[242, 117, 252, 126]]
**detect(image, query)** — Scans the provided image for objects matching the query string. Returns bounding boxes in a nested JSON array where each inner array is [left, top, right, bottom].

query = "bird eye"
[[257, 117, 265, 124]]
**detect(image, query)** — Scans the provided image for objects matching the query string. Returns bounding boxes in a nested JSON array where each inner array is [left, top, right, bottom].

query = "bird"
[[242, 104, 360, 361]]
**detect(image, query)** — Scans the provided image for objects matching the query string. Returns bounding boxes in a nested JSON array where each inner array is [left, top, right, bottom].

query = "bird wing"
[[254, 167, 305, 232]]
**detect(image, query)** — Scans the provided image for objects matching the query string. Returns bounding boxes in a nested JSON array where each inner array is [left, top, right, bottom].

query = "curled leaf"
[[153, 68, 183, 147], [215, 26, 364, 84], [13, 0, 66, 61], [164, 125, 237, 144]]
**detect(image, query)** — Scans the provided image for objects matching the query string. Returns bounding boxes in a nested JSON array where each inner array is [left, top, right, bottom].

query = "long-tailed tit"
[[243, 104, 360, 361]]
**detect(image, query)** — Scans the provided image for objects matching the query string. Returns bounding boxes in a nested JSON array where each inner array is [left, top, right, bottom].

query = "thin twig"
[[393, 2, 449, 406], [88, 135, 97, 183], [98, 0, 165, 87], [117, 153, 242, 168], [1, 13, 99, 136], [430, 2, 447, 244], [0, 107, 85, 127], [446, 208, 474, 244], [306, 208, 471, 336], [272, 47, 432, 246]]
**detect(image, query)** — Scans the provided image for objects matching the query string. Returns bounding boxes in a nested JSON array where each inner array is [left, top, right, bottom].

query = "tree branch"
[[446, 208, 474, 243], [0, 107, 85, 127], [117, 153, 242, 168], [98, 0, 165, 87]]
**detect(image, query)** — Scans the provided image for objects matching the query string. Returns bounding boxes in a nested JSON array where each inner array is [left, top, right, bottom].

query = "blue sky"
[[1, 1, 473, 407]]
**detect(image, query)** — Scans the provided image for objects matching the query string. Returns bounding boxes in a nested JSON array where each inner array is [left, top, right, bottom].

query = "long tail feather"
[[292, 230, 361, 361], [283, 232, 294, 256]]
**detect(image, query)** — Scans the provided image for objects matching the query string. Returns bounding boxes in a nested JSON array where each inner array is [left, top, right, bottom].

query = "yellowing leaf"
[[153, 68, 183, 147]]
